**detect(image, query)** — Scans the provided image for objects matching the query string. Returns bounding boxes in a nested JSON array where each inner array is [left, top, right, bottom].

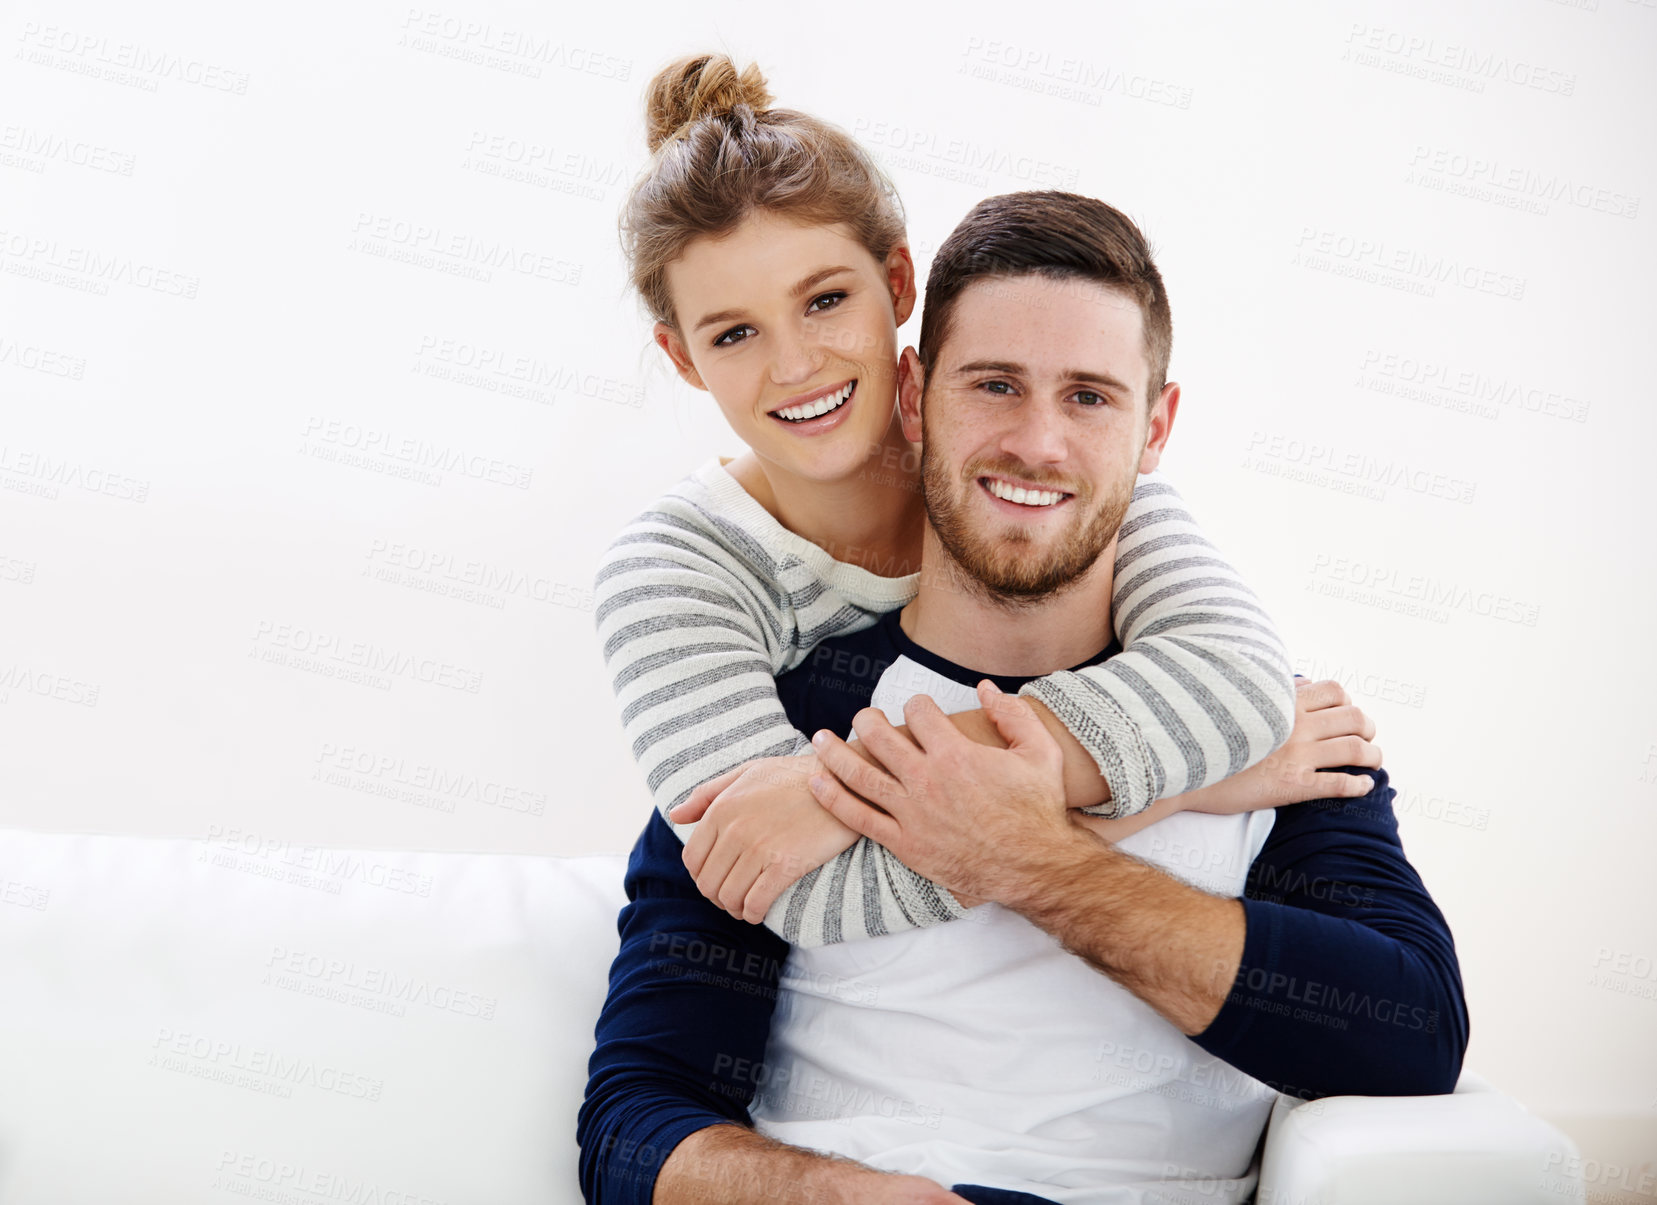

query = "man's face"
[[898, 273, 1177, 603]]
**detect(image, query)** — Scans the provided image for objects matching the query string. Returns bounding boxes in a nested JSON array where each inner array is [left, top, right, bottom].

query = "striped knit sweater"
[[592, 456, 1295, 947]]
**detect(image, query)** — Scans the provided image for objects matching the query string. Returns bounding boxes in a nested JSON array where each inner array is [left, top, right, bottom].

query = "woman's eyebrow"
[[789, 265, 856, 298], [692, 265, 857, 334]]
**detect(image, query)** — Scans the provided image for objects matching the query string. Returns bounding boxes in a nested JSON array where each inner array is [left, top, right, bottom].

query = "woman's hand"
[[1169, 677, 1382, 814], [668, 753, 862, 923]]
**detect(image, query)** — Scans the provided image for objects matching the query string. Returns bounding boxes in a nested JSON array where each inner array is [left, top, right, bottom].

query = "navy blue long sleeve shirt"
[[577, 609, 1470, 1204]]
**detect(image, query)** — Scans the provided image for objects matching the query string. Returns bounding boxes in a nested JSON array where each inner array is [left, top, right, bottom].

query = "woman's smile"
[[769, 379, 857, 432]]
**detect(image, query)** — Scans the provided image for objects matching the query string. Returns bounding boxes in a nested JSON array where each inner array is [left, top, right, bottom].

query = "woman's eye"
[[713, 324, 757, 347], [806, 291, 847, 314]]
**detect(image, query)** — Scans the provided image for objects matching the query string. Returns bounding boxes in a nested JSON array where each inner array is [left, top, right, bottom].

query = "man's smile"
[[976, 473, 1074, 510]]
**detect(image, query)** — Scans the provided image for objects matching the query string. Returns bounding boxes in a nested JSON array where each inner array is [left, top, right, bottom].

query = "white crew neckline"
[[694, 456, 918, 608]]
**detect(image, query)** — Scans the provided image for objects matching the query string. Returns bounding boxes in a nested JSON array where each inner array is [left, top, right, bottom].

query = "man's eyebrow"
[[951, 359, 1134, 394], [692, 266, 858, 334]]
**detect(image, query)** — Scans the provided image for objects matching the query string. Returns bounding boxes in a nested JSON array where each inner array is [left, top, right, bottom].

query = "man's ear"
[[897, 346, 926, 444], [1137, 381, 1180, 475], [653, 321, 707, 391], [886, 244, 918, 328]]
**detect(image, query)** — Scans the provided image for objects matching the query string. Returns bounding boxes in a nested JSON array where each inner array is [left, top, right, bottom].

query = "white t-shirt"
[[750, 651, 1281, 1205]]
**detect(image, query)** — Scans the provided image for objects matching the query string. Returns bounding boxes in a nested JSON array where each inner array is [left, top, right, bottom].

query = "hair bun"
[[645, 54, 773, 154]]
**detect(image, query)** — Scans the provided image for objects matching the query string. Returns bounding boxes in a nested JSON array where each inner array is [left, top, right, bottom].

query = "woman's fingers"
[[669, 763, 746, 823], [716, 847, 766, 920], [1293, 679, 1351, 714], [1305, 703, 1377, 742], [690, 825, 746, 910], [1327, 735, 1383, 769], [1304, 770, 1376, 799]]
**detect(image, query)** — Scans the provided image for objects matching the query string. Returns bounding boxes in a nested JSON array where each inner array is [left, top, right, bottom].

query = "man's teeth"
[[985, 478, 1066, 507], [776, 381, 854, 422]]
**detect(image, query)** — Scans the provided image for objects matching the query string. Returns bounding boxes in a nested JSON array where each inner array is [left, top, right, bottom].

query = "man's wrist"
[[657, 1122, 885, 1205], [987, 822, 1112, 914]]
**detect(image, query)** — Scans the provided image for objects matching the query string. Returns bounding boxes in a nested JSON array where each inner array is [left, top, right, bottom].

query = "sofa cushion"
[[0, 828, 628, 1204]]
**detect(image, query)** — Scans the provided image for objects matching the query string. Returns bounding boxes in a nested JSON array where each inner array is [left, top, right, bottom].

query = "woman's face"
[[656, 210, 916, 484]]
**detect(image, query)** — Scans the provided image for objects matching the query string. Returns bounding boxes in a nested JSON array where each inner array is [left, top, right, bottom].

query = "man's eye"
[[981, 380, 1014, 395], [806, 291, 847, 314], [713, 324, 757, 347], [1075, 390, 1106, 406]]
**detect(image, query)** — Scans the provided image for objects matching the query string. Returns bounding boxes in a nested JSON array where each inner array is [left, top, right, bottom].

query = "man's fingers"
[[816, 729, 906, 808], [976, 680, 1050, 752], [903, 693, 962, 753], [850, 708, 927, 781], [810, 772, 901, 848]]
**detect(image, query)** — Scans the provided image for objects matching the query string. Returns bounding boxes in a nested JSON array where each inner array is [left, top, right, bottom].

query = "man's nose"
[[997, 400, 1069, 469]]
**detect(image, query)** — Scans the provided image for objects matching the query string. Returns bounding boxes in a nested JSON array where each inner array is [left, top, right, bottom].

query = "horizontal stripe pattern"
[[593, 458, 1295, 944]]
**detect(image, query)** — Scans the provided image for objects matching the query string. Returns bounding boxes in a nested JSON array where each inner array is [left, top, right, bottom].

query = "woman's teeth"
[[985, 478, 1066, 507], [775, 381, 854, 423]]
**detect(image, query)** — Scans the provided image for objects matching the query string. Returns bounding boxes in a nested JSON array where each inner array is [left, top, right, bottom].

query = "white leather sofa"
[[0, 828, 1585, 1204]]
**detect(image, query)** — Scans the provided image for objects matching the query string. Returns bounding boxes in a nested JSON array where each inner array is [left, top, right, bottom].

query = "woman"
[[594, 54, 1379, 944]]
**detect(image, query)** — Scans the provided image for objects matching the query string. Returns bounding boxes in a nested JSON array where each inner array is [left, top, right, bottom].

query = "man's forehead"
[[955, 272, 1140, 320], [939, 273, 1147, 386]]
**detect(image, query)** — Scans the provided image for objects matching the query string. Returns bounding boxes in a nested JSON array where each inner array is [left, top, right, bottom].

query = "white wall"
[[3, 0, 1653, 1185]]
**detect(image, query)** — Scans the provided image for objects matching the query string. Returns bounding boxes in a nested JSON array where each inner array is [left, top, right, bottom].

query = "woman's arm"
[[594, 478, 976, 946], [1018, 472, 1298, 818]]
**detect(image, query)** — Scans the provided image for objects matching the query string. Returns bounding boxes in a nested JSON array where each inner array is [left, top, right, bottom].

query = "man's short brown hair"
[[916, 191, 1173, 402]]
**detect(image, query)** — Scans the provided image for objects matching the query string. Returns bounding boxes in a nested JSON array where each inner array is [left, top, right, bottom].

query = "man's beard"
[[920, 438, 1136, 608]]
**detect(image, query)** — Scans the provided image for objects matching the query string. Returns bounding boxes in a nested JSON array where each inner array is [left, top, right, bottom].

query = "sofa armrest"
[[1256, 1071, 1585, 1204]]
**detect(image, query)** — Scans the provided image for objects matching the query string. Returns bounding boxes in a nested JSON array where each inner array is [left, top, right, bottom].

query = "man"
[[577, 191, 1468, 1205]]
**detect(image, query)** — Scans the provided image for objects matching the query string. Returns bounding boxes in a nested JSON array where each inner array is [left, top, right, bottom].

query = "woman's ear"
[[886, 244, 918, 328], [653, 322, 707, 390], [897, 346, 925, 444]]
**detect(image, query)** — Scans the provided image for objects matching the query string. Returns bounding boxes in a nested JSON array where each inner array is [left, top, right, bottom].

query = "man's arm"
[[656, 1123, 967, 1204], [809, 682, 1468, 1100], [1190, 766, 1470, 1100], [576, 810, 967, 1205]]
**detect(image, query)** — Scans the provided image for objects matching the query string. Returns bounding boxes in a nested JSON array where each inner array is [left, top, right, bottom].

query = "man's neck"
[[901, 522, 1118, 677]]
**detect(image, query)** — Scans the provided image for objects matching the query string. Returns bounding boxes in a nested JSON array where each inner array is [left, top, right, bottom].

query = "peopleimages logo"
[[1245, 431, 1479, 504], [1293, 227, 1526, 301]]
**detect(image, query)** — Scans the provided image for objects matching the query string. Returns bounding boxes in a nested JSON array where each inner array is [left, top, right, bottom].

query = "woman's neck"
[[725, 412, 927, 579]]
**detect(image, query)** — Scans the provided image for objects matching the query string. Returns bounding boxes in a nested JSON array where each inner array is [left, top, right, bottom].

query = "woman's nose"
[[769, 327, 823, 387]]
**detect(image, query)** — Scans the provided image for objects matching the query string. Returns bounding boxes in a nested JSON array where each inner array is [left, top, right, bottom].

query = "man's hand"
[[666, 753, 862, 923], [657, 1123, 971, 1204], [1172, 677, 1382, 815], [807, 680, 1075, 906]]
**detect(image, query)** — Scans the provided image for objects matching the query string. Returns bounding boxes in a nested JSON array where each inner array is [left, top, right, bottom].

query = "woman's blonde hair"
[[621, 53, 907, 330]]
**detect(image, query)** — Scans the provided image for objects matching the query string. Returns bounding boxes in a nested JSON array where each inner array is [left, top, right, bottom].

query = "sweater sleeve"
[[594, 467, 1294, 947], [1019, 471, 1297, 819], [1190, 767, 1471, 1099], [592, 475, 971, 947], [576, 811, 791, 1205]]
